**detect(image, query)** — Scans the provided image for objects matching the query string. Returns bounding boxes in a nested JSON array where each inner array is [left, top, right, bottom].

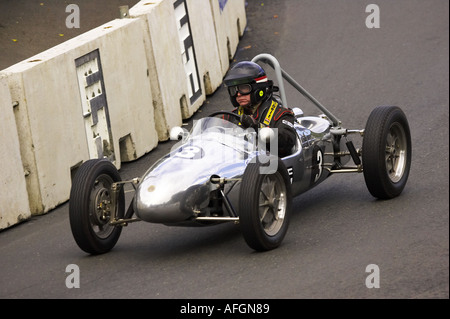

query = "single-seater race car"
[[69, 54, 412, 254]]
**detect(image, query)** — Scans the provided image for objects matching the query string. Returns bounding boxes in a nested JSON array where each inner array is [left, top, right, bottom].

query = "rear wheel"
[[69, 159, 125, 254], [239, 156, 292, 251], [362, 106, 412, 199]]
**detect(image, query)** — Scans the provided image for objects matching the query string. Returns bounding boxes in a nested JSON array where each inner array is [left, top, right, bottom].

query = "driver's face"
[[236, 92, 251, 107]]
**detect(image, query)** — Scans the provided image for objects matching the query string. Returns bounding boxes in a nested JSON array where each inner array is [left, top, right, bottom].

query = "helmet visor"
[[228, 84, 253, 97]]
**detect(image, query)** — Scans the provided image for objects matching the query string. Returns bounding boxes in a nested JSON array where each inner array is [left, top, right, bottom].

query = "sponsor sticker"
[[263, 101, 278, 126]]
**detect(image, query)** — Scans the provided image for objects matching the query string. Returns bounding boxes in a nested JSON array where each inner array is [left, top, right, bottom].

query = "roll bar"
[[251, 53, 341, 126]]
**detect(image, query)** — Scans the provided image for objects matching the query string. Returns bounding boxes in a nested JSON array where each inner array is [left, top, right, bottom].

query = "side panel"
[[284, 126, 334, 197]]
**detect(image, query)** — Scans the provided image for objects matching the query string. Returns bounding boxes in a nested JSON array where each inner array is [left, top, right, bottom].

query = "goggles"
[[228, 84, 253, 97]]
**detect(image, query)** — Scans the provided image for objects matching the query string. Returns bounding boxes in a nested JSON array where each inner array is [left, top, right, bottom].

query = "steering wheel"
[[208, 111, 241, 125]]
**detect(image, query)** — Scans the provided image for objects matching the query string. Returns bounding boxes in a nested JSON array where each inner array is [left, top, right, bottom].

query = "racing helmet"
[[224, 61, 273, 108]]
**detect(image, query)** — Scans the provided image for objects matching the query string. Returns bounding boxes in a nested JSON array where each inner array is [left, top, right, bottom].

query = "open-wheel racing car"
[[69, 54, 412, 255]]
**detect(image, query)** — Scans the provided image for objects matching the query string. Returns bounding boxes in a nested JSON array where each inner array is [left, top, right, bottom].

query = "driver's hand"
[[240, 114, 258, 130]]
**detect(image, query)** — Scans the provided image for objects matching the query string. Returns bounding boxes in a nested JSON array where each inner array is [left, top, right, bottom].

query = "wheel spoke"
[[267, 180, 276, 200], [385, 152, 394, 173], [259, 206, 271, 223], [261, 177, 275, 197], [259, 177, 279, 222], [255, 172, 286, 236], [260, 188, 269, 201], [386, 132, 394, 146], [383, 123, 408, 183], [385, 132, 400, 174]]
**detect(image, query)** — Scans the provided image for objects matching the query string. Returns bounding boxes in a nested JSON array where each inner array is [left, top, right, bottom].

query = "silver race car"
[[69, 54, 412, 254]]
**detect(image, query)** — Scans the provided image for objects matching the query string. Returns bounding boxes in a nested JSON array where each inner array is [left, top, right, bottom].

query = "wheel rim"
[[258, 172, 287, 236], [385, 122, 408, 183], [89, 174, 115, 239]]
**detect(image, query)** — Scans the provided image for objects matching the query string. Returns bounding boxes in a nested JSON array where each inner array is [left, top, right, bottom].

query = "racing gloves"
[[240, 113, 258, 130]]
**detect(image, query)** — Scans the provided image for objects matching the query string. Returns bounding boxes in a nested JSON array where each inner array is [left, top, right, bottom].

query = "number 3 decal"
[[314, 149, 323, 182], [311, 146, 323, 184]]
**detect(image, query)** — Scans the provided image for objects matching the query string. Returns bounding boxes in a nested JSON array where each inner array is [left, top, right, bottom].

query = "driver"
[[223, 61, 296, 157]]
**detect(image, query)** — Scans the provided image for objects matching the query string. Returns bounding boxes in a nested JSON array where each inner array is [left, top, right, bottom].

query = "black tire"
[[362, 106, 412, 199], [239, 156, 292, 251], [69, 159, 125, 255]]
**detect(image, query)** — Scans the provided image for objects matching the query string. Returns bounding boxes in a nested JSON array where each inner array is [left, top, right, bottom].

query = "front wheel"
[[69, 159, 125, 255], [239, 156, 292, 251], [362, 106, 412, 199]]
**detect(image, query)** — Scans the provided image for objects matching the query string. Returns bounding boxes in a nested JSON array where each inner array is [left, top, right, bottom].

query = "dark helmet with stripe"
[[224, 61, 273, 107]]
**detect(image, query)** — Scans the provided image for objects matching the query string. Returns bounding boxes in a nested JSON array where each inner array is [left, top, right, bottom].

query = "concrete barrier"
[[0, 0, 246, 229], [130, 0, 246, 125], [129, 0, 223, 132], [210, 0, 247, 75], [183, 0, 224, 95], [0, 75, 31, 229], [130, 0, 187, 139], [1, 18, 158, 217]]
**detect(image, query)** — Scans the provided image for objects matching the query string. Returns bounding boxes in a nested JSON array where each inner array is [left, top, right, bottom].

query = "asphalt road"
[[0, 0, 140, 71], [0, 0, 448, 304]]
